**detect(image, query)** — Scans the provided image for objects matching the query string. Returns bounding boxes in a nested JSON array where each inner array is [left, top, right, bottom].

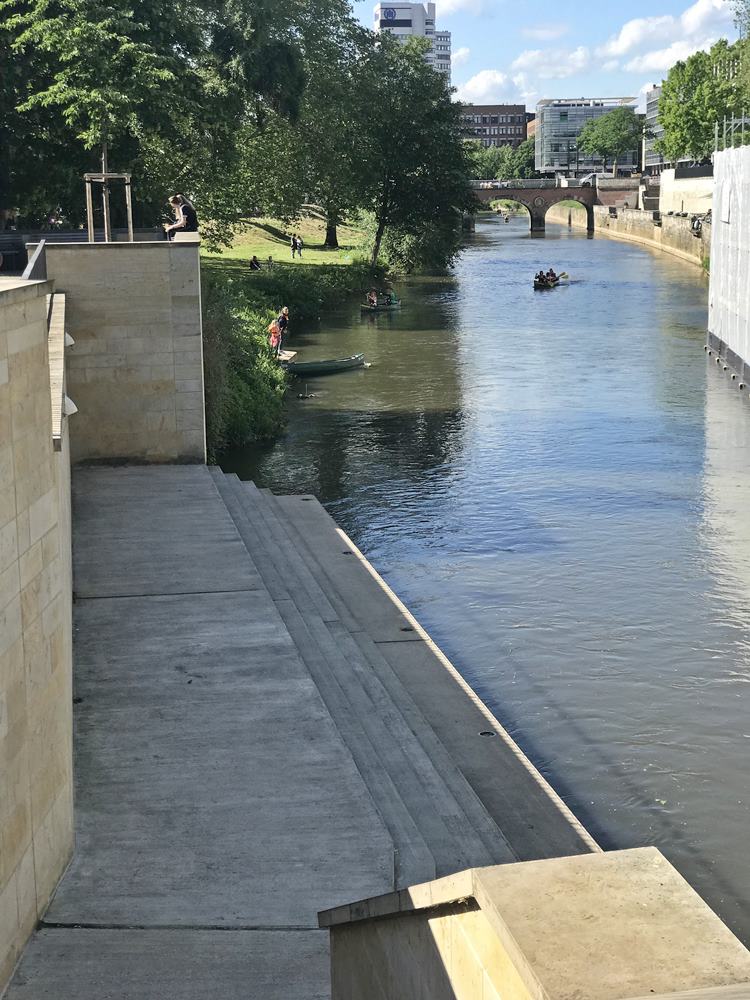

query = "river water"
[[222, 215, 750, 940]]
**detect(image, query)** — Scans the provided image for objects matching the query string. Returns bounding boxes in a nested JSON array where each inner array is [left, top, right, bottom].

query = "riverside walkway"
[[6, 465, 596, 998]]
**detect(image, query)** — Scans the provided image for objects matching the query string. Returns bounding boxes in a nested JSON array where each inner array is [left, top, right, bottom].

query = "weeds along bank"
[[201, 259, 377, 457]]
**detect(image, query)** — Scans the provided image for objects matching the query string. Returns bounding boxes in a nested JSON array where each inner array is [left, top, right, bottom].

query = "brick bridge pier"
[[473, 183, 597, 234]]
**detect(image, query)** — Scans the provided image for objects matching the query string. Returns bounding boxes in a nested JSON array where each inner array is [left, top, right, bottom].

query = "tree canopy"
[[657, 39, 745, 162], [577, 107, 642, 174]]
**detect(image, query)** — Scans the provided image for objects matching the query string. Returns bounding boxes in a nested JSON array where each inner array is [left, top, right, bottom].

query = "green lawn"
[[203, 216, 368, 268]]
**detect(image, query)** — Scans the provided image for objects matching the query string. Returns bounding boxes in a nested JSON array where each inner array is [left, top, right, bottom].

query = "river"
[[221, 215, 750, 940]]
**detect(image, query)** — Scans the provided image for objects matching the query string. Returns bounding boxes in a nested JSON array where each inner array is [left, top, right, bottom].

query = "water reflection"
[[222, 216, 750, 942]]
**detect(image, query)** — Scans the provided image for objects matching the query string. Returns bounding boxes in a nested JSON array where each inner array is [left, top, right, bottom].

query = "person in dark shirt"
[[276, 306, 289, 352], [165, 194, 198, 238], [249, 255, 261, 271]]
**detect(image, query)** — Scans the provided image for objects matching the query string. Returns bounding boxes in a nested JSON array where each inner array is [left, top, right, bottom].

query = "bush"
[[201, 260, 379, 456]]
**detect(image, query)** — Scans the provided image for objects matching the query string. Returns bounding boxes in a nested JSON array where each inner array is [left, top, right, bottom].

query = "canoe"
[[285, 353, 366, 377], [361, 300, 401, 312], [533, 272, 569, 290]]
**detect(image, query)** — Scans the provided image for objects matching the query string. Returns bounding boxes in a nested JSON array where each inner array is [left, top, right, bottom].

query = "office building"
[[459, 105, 528, 148], [373, 3, 452, 83], [535, 97, 638, 176], [644, 85, 665, 172]]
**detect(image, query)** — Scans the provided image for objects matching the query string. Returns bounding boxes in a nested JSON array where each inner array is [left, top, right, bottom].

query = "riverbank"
[[201, 217, 379, 456], [546, 202, 711, 269]]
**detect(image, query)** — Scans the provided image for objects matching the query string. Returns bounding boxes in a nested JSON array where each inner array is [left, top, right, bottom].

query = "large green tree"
[[657, 39, 744, 161], [577, 107, 642, 175], [355, 35, 475, 267]]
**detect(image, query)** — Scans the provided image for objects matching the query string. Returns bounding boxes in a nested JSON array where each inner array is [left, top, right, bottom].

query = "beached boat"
[[285, 353, 366, 377], [361, 298, 401, 313]]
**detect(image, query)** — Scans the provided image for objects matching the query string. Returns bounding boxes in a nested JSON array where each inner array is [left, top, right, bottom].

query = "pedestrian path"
[[5, 465, 595, 998]]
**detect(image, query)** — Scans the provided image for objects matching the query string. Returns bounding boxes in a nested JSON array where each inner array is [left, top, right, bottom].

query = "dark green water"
[[222, 216, 750, 940]]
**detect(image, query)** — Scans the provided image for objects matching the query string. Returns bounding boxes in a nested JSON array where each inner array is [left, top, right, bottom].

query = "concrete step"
[[264, 491, 596, 863], [211, 471, 436, 887], [208, 467, 289, 601], [245, 488, 514, 871], [232, 483, 479, 875]]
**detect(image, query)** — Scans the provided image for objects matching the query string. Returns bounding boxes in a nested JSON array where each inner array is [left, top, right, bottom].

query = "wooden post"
[[124, 177, 134, 242], [85, 179, 95, 242], [101, 142, 112, 242]]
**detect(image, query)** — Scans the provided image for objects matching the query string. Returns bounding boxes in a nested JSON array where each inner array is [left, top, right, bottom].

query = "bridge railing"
[[470, 179, 557, 190]]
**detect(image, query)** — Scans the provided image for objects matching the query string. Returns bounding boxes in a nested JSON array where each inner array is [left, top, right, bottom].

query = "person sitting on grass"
[[249, 255, 261, 271]]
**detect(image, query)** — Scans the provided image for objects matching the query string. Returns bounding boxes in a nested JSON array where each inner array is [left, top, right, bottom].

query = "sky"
[[350, 0, 739, 109]]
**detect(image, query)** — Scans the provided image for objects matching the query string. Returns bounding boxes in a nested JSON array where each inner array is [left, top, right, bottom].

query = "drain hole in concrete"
[[342, 551, 353, 555], [479, 731, 496, 738], [301, 497, 313, 501], [400, 626, 414, 632]]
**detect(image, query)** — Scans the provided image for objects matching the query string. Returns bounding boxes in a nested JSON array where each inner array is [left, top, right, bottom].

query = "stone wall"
[[322, 849, 750, 1000], [39, 242, 206, 463], [546, 202, 711, 268], [0, 278, 74, 989], [659, 168, 713, 215], [709, 147, 750, 377]]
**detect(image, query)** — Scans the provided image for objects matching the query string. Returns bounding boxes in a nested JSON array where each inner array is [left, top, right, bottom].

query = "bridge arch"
[[473, 183, 596, 235]]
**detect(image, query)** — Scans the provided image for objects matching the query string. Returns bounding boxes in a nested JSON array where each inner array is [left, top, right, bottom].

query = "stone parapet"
[[35, 242, 206, 464]]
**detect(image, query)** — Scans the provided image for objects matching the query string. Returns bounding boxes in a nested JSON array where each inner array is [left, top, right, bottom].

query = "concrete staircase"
[[209, 468, 516, 887]]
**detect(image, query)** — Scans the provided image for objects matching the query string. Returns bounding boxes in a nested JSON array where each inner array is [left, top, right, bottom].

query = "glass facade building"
[[644, 86, 665, 171], [535, 97, 638, 176]]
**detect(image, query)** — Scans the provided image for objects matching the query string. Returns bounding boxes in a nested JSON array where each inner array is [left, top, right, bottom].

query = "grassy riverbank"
[[201, 216, 378, 457]]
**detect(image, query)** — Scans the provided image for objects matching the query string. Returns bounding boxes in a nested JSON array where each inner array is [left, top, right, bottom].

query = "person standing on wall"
[[164, 194, 198, 239]]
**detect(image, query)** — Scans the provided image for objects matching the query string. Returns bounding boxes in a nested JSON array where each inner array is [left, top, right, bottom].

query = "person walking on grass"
[[295, 235, 304, 258], [290, 234, 297, 259]]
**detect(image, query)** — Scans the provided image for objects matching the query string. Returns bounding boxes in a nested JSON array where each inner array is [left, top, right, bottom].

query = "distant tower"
[[373, 3, 452, 84]]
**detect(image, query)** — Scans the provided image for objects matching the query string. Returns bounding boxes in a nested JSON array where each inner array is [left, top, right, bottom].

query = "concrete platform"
[[5, 929, 329, 999], [6, 464, 597, 998]]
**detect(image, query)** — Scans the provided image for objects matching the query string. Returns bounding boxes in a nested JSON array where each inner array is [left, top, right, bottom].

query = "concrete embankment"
[[4, 464, 596, 998], [547, 202, 711, 268]]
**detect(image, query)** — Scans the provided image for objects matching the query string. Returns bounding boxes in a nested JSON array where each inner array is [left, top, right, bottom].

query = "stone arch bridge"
[[472, 182, 596, 233]]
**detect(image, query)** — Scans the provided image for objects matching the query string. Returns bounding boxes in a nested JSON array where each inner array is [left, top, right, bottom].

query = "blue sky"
[[351, 0, 738, 109]]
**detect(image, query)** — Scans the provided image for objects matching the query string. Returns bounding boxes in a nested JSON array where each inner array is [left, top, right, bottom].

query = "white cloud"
[[455, 69, 523, 103], [451, 46, 471, 68], [521, 23, 569, 42], [511, 46, 590, 80], [597, 0, 734, 62], [625, 37, 719, 73]]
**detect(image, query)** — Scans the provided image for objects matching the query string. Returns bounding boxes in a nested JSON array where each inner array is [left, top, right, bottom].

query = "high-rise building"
[[373, 3, 452, 83], [644, 85, 665, 172], [535, 97, 638, 176], [458, 105, 528, 148]]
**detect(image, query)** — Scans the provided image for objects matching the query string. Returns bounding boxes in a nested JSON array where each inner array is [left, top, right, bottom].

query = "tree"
[[577, 107, 642, 175], [511, 138, 537, 178], [355, 35, 475, 267], [657, 39, 745, 162]]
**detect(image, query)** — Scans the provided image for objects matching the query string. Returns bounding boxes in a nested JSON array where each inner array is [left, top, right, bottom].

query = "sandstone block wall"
[[659, 169, 713, 215], [0, 278, 74, 990], [40, 242, 206, 463], [546, 203, 710, 268]]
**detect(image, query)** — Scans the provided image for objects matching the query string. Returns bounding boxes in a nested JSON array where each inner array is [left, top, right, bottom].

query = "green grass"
[[203, 216, 368, 267]]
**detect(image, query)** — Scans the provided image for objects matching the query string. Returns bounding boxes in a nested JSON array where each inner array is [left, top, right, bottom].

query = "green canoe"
[[285, 353, 366, 377]]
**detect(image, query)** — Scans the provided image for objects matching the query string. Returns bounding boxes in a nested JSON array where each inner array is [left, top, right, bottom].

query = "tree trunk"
[[371, 216, 387, 268], [324, 210, 339, 248]]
